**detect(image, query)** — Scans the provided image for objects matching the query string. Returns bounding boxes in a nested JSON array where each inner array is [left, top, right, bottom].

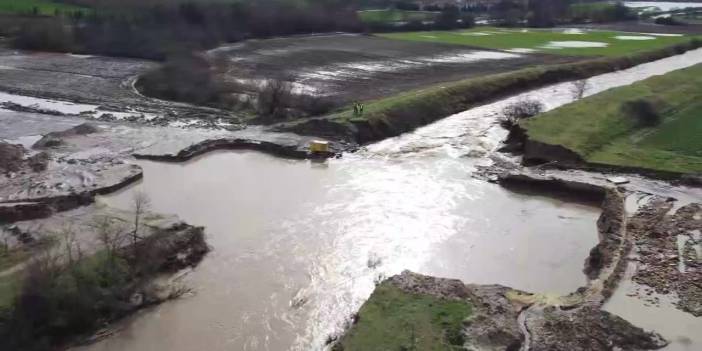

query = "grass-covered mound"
[[379, 27, 695, 57], [522, 63, 702, 174], [333, 282, 472, 351]]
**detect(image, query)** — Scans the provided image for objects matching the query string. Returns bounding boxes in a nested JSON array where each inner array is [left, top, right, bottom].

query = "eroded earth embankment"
[[336, 174, 702, 350]]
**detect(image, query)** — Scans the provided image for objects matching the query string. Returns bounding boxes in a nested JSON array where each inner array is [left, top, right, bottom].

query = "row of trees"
[[490, 0, 634, 27], [12, 0, 363, 60]]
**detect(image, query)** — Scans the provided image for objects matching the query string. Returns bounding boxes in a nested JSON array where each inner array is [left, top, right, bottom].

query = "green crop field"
[[334, 282, 472, 351], [378, 27, 694, 57], [522, 63, 702, 174], [0, 0, 87, 15], [358, 9, 439, 23]]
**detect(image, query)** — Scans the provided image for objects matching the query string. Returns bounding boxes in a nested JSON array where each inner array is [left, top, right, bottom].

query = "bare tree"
[[257, 78, 294, 117], [132, 191, 151, 249], [1, 225, 9, 254], [60, 225, 82, 264], [570, 79, 590, 100], [92, 215, 127, 260]]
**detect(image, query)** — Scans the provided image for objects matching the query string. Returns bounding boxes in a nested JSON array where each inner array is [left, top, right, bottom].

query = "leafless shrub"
[[292, 94, 338, 116], [570, 79, 590, 100], [1, 225, 9, 254], [257, 78, 294, 117], [92, 215, 128, 260], [132, 192, 151, 248], [500, 99, 544, 129], [60, 225, 82, 264]]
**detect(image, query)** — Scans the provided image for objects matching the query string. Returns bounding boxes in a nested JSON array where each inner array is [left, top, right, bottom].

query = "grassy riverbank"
[[378, 27, 695, 57], [287, 39, 702, 143], [0, 222, 208, 351], [522, 63, 702, 174], [0, 0, 86, 15], [333, 282, 472, 351], [358, 9, 438, 24]]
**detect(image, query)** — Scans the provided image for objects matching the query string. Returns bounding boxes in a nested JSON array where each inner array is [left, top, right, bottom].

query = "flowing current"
[[79, 49, 702, 351]]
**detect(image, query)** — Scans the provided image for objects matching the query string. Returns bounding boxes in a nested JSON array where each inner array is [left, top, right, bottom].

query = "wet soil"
[[210, 34, 575, 104], [628, 199, 702, 316], [0, 48, 236, 125], [358, 271, 667, 351]]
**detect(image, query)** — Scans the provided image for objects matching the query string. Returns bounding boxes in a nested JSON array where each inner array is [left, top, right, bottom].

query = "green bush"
[[622, 98, 662, 127]]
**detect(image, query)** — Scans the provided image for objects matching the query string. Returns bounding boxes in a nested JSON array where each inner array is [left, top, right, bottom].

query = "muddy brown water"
[[63, 47, 702, 350], [88, 152, 599, 351]]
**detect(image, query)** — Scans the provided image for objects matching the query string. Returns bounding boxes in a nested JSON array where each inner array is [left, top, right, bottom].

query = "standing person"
[[359, 103, 364, 115]]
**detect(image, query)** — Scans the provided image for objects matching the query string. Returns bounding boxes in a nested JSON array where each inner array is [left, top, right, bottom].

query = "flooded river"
[[72, 48, 702, 350]]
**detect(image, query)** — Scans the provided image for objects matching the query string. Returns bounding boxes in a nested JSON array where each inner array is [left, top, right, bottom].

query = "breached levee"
[[333, 183, 697, 350], [133, 136, 341, 162]]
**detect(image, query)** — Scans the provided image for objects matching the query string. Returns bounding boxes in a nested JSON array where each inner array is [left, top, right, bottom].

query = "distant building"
[[415, 0, 466, 10], [415, 0, 500, 10]]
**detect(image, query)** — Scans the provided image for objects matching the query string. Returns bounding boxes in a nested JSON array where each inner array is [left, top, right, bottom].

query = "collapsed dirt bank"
[[334, 170, 701, 349], [335, 271, 667, 351], [627, 199, 702, 316]]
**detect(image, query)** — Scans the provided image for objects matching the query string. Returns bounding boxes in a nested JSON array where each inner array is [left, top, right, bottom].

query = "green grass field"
[[0, 0, 87, 15], [378, 27, 694, 57], [334, 282, 472, 351], [0, 273, 19, 310], [522, 63, 702, 174], [358, 9, 439, 24]]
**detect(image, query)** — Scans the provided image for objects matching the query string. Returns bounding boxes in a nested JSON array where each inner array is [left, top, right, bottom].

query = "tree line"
[[11, 0, 363, 60]]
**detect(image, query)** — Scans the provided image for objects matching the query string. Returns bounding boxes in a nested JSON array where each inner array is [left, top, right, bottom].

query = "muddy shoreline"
[[336, 178, 700, 350]]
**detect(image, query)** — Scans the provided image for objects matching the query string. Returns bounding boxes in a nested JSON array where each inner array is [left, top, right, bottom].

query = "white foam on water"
[[615, 35, 657, 41]]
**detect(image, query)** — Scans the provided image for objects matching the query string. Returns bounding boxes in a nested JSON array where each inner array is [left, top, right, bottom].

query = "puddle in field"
[[296, 50, 520, 82], [0, 91, 156, 121], [615, 35, 657, 41], [541, 41, 609, 49], [506, 48, 538, 54], [562, 28, 586, 35]]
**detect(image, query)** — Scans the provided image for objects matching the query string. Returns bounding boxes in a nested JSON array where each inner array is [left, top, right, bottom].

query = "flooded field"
[[624, 1, 702, 12], [210, 34, 570, 103]]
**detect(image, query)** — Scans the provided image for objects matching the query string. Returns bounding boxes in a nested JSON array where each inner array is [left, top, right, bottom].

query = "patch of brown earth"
[[526, 303, 667, 351], [629, 200, 702, 316], [0, 142, 50, 174], [33, 122, 99, 149], [381, 271, 666, 351]]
